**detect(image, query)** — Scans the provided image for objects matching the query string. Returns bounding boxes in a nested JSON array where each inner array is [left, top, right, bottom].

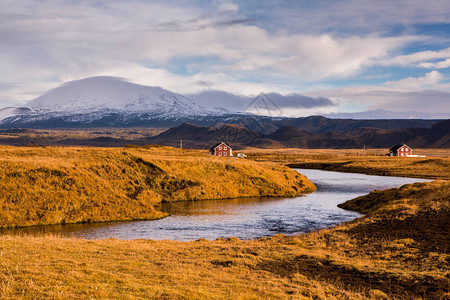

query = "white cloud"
[[418, 58, 450, 69], [378, 47, 450, 68], [269, 35, 414, 78], [218, 2, 239, 13], [384, 71, 444, 89]]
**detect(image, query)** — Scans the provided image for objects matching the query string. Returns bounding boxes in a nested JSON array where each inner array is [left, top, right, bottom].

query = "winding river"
[[1, 169, 431, 240]]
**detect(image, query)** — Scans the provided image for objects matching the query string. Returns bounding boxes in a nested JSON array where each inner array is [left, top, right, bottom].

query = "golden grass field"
[[241, 147, 450, 158], [0, 180, 448, 299], [0, 145, 315, 228], [242, 148, 450, 179], [0, 145, 449, 299]]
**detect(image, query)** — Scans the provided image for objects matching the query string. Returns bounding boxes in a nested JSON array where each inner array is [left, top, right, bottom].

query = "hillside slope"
[[0, 146, 315, 228]]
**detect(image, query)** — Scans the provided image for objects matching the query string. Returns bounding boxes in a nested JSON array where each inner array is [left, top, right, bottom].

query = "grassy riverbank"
[[244, 149, 450, 179], [0, 146, 315, 228], [1, 180, 448, 299]]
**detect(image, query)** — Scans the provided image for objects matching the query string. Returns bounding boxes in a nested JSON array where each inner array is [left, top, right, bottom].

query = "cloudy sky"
[[0, 0, 449, 118]]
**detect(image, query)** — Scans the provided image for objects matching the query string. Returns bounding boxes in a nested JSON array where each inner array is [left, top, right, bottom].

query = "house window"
[[224, 152, 227, 156], [224, 147, 227, 150], [219, 152, 222, 156], [219, 147, 222, 150]]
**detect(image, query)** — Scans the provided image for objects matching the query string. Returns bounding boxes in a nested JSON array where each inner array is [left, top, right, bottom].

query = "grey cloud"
[[215, 18, 256, 27], [0, 83, 18, 90], [187, 90, 335, 113], [186, 90, 249, 111], [264, 93, 334, 109], [156, 15, 256, 32]]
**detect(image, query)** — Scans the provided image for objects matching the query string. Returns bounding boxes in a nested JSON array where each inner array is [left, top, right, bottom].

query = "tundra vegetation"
[[0, 145, 315, 228], [0, 181, 448, 299]]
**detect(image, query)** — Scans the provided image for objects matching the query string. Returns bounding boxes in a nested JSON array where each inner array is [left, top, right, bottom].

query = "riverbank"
[[244, 149, 450, 179], [1, 180, 448, 299], [0, 146, 315, 228]]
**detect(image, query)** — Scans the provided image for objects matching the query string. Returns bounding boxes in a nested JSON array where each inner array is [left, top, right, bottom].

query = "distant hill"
[[149, 119, 449, 149], [260, 126, 313, 148], [274, 116, 440, 134], [151, 123, 260, 147]]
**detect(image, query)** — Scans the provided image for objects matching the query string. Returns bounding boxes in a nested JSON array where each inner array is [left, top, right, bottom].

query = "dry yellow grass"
[[241, 147, 450, 158], [242, 149, 450, 179], [0, 181, 448, 299], [0, 145, 315, 228], [1, 145, 448, 299]]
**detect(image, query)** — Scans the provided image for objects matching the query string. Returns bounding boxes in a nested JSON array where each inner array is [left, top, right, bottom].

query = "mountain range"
[[0, 76, 448, 149], [150, 120, 449, 149]]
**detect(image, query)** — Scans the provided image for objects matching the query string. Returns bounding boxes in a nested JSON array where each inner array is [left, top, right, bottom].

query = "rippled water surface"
[[2, 169, 430, 240]]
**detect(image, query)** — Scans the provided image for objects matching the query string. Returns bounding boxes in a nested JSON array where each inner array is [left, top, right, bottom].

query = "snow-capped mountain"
[[0, 77, 235, 127], [28, 77, 218, 115]]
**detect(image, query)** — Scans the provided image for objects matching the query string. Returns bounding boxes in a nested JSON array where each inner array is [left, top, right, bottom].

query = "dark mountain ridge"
[[0, 119, 447, 149], [150, 119, 449, 149], [274, 116, 440, 134], [151, 123, 260, 145]]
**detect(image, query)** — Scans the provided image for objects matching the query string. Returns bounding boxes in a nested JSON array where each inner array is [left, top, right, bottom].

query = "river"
[[0, 169, 431, 240]]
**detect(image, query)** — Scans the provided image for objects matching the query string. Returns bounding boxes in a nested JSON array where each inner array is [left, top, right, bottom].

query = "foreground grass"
[[244, 150, 450, 179], [0, 181, 448, 299], [0, 146, 315, 228]]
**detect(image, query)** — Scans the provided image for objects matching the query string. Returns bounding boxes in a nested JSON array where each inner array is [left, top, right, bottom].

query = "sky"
[[0, 0, 449, 118]]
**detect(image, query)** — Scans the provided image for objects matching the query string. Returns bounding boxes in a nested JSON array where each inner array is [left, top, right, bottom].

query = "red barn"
[[389, 144, 412, 157], [209, 142, 232, 157]]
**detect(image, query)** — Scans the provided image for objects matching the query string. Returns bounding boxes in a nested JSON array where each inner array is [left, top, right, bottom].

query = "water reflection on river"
[[1, 169, 431, 241]]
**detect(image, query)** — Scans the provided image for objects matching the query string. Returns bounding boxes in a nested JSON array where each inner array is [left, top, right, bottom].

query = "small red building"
[[389, 144, 412, 157], [209, 142, 232, 157]]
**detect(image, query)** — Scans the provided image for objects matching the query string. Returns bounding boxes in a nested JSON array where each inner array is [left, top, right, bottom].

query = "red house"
[[389, 144, 412, 157], [209, 142, 232, 157]]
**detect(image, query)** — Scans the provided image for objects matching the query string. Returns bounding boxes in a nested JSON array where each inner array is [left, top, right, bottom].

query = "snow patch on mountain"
[[28, 76, 228, 117], [0, 77, 238, 127]]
